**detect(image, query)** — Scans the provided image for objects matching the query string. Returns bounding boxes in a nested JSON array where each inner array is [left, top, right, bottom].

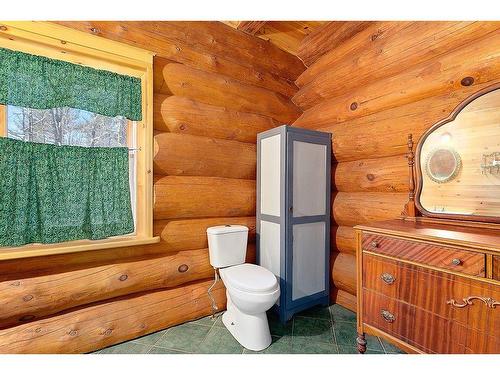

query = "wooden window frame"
[[0, 21, 159, 260]]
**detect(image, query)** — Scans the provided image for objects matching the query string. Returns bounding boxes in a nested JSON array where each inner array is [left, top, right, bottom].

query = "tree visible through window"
[[7, 105, 128, 147]]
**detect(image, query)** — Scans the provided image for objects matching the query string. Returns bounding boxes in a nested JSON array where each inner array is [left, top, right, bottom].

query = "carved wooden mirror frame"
[[413, 82, 500, 224]]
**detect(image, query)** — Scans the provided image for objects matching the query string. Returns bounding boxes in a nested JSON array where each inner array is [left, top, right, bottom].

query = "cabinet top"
[[355, 218, 500, 253], [257, 125, 332, 140]]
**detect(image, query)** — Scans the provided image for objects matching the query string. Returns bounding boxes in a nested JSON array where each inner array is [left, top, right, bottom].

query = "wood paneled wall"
[[292, 21, 500, 312], [0, 21, 303, 353]]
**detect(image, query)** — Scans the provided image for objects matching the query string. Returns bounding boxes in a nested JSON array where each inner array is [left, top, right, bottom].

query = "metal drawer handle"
[[447, 296, 499, 309], [380, 273, 395, 285], [381, 309, 395, 323], [451, 258, 462, 266], [370, 241, 379, 248]]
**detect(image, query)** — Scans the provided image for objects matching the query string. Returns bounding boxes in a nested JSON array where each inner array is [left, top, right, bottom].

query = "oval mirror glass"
[[416, 87, 500, 221], [425, 148, 461, 183]]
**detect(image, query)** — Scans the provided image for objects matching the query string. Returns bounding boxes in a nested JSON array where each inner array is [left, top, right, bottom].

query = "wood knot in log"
[[0, 25, 7, 31], [461, 77, 474, 86], [119, 274, 128, 281], [350, 102, 358, 111], [178, 264, 189, 273], [23, 295, 33, 302], [366, 173, 375, 181], [104, 328, 113, 336]]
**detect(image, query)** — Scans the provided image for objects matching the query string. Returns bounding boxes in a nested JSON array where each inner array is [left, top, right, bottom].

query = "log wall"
[[0, 22, 304, 353], [292, 21, 500, 312]]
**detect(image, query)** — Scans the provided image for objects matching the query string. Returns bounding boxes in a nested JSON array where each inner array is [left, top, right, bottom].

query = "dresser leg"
[[356, 333, 367, 354]]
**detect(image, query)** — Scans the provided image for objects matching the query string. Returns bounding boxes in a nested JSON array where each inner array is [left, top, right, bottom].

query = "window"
[[0, 21, 157, 259], [7, 106, 128, 147], [6, 106, 137, 228]]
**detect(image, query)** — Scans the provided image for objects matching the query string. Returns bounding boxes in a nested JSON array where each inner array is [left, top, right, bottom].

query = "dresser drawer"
[[362, 289, 415, 343], [363, 254, 500, 337], [363, 289, 466, 353], [362, 234, 485, 277]]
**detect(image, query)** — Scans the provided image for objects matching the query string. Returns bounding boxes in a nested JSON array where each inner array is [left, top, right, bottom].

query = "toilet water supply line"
[[207, 268, 220, 319]]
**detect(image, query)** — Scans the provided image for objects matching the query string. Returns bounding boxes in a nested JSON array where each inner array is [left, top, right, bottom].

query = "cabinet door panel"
[[260, 134, 281, 217], [286, 131, 330, 310], [292, 140, 327, 217], [292, 222, 326, 301]]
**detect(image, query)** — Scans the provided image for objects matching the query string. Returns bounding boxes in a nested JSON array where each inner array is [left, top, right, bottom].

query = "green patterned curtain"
[[0, 47, 142, 121], [0, 137, 134, 247]]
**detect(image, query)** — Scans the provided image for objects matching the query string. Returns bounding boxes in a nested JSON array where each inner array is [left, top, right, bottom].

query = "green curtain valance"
[[0, 47, 142, 121], [0, 137, 134, 247]]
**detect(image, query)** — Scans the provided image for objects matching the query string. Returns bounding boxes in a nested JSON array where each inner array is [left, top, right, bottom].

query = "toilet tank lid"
[[206, 225, 249, 235]]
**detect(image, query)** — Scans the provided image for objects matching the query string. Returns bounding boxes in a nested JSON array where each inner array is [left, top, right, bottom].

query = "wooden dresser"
[[355, 218, 500, 354]]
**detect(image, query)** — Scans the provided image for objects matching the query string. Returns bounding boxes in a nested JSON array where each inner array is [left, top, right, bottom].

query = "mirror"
[[416, 86, 500, 222], [425, 147, 462, 183]]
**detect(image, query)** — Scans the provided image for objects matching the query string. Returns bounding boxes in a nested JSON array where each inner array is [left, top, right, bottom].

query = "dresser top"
[[356, 219, 500, 252]]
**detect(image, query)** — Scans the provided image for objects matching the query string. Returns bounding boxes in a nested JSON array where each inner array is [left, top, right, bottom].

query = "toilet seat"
[[220, 263, 278, 293]]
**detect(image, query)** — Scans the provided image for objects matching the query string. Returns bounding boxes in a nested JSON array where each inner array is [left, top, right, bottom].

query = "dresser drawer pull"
[[381, 309, 396, 323], [370, 241, 379, 249], [380, 273, 395, 284], [451, 258, 462, 266], [447, 296, 499, 309]]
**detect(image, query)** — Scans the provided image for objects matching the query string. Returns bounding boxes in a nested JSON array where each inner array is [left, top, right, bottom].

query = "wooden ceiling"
[[222, 21, 329, 56]]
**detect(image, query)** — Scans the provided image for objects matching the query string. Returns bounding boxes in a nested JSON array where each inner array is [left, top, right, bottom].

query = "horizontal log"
[[297, 21, 372, 67], [153, 95, 278, 143], [53, 22, 300, 97], [155, 63, 301, 124], [296, 21, 396, 87], [295, 32, 500, 128], [153, 132, 256, 179], [332, 192, 408, 227], [332, 252, 356, 296], [334, 155, 408, 193], [154, 176, 255, 220], [332, 288, 357, 312], [295, 22, 499, 108], [138, 21, 305, 81], [153, 217, 256, 252], [317, 80, 500, 162], [0, 244, 178, 281], [332, 226, 356, 255], [0, 245, 256, 330], [0, 279, 226, 353]]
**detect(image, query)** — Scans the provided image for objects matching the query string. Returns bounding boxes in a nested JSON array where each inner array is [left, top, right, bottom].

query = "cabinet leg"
[[356, 333, 367, 354]]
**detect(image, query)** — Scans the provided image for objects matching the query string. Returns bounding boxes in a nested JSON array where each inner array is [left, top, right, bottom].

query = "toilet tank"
[[207, 225, 249, 268]]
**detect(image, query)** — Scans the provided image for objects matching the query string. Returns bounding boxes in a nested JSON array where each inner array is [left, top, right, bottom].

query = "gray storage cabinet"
[[256, 125, 331, 323]]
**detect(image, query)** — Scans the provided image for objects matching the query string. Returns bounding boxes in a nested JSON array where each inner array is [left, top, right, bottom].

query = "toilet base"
[[222, 293, 272, 351]]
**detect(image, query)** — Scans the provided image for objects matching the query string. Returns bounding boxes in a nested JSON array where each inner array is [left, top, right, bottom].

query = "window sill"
[[0, 236, 160, 260]]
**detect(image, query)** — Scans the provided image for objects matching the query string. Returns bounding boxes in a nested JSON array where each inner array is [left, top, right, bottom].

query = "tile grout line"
[[149, 345, 192, 354], [329, 307, 340, 353], [193, 314, 221, 354], [152, 328, 172, 347]]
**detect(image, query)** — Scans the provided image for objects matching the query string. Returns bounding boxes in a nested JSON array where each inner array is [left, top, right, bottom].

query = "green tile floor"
[[93, 304, 405, 354]]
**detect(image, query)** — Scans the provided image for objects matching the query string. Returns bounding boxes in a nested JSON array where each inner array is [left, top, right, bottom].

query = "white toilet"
[[207, 225, 280, 351]]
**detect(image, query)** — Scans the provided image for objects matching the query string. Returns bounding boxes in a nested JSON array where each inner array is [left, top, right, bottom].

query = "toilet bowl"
[[219, 264, 280, 351], [206, 225, 280, 351]]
